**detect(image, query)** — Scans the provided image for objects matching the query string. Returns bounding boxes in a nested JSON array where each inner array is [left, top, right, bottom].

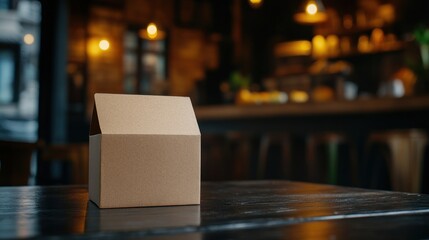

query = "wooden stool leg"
[[306, 136, 318, 182], [327, 142, 338, 184], [281, 136, 291, 178], [258, 136, 270, 179]]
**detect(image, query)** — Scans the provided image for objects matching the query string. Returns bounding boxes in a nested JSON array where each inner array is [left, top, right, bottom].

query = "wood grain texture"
[[1, 181, 429, 239]]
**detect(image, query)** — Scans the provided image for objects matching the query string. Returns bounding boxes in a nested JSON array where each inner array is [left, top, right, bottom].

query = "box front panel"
[[100, 135, 200, 208]]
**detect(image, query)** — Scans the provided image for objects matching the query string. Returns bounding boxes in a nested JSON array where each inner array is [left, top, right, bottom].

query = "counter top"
[[195, 96, 429, 120], [195, 96, 429, 133], [1, 181, 429, 239]]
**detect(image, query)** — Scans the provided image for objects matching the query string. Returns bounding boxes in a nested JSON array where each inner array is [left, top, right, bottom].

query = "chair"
[[257, 133, 291, 179], [201, 134, 229, 181], [225, 132, 256, 180], [202, 133, 256, 181], [0, 141, 38, 186]]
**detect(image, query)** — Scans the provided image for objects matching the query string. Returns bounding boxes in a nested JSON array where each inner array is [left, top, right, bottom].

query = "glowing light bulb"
[[294, 0, 327, 24], [306, 2, 318, 15], [249, 0, 263, 8], [98, 39, 110, 51], [23, 34, 34, 45], [147, 23, 158, 39]]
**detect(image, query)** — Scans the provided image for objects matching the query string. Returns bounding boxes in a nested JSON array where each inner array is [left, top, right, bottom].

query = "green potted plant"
[[413, 26, 429, 93], [414, 26, 429, 69]]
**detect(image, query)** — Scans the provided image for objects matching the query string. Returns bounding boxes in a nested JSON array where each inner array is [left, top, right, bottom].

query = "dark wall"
[[38, 0, 69, 144]]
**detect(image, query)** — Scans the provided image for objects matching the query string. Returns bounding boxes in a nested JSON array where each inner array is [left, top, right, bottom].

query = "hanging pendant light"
[[294, 0, 327, 24], [248, 0, 263, 9], [98, 39, 110, 51], [138, 0, 166, 41], [139, 22, 166, 41], [146, 22, 158, 39]]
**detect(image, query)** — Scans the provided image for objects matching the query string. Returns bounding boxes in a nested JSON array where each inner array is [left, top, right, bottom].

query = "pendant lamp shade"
[[294, 0, 328, 24]]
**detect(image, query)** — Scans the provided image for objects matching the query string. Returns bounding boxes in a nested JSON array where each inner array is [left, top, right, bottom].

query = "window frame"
[[124, 25, 168, 94], [0, 42, 21, 105]]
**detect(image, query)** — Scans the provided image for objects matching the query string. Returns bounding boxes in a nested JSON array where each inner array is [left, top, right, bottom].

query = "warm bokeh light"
[[88, 38, 100, 56], [249, 0, 263, 8], [23, 34, 34, 45], [290, 90, 309, 103], [312, 86, 334, 102], [98, 39, 110, 51], [306, 2, 318, 15], [371, 28, 384, 49], [358, 35, 371, 53], [326, 35, 339, 56], [312, 35, 327, 57], [343, 15, 353, 29], [147, 23, 158, 40], [275, 40, 312, 57]]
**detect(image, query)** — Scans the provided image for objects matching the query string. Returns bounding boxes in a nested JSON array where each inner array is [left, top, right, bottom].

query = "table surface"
[[1, 181, 429, 239]]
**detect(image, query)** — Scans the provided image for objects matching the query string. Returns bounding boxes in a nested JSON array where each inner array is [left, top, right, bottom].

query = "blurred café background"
[[0, 0, 428, 192]]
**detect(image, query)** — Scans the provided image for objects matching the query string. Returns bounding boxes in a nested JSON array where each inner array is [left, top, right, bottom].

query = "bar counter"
[[195, 96, 429, 133], [1, 181, 429, 239]]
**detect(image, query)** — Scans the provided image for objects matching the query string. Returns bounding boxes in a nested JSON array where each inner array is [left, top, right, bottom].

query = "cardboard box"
[[89, 93, 200, 208]]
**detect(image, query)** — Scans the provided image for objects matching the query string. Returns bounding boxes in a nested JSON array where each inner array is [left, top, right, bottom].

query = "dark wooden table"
[[1, 181, 429, 239]]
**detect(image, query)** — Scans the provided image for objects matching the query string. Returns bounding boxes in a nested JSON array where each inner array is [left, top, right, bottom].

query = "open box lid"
[[90, 93, 200, 136]]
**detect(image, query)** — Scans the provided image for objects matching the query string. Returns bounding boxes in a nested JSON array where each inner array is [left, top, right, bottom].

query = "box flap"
[[90, 105, 101, 135], [93, 93, 200, 135]]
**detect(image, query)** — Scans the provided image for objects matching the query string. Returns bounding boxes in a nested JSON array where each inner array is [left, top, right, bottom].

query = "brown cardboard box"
[[89, 93, 200, 208]]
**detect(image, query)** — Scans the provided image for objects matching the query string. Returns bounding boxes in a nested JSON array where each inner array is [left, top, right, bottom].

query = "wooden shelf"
[[320, 43, 405, 61], [315, 23, 397, 37]]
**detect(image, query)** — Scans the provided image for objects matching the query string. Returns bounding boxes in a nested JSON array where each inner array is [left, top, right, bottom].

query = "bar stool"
[[226, 132, 256, 180], [38, 143, 89, 184], [202, 133, 256, 180], [257, 133, 291, 179], [201, 134, 229, 181], [364, 130, 427, 193], [306, 132, 357, 185]]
